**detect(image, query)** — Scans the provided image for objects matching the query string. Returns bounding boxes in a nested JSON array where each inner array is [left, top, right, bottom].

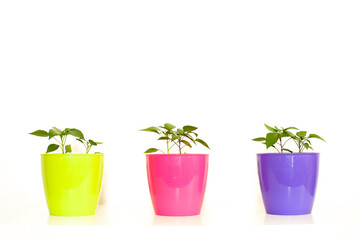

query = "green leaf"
[[284, 130, 296, 138], [181, 140, 192, 148], [183, 125, 198, 132], [190, 132, 198, 137], [48, 129, 60, 139], [177, 128, 184, 134], [62, 128, 70, 135], [88, 139, 97, 146], [164, 123, 176, 130], [303, 142, 313, 150], [76, 138, 84, 144], [282, 148, 293, 153], [184, 134, 196, 143], [296, 131, 307, 138], [280, 131, 289, 138], [95, 142, 103, 145], [144, 148, 161, 153], [308, 134, 326, 142], [195, 138, 210, 149], [65, 144, 72, 153], [266, 133, 279, 149], [284, 127, 299, 131], [52, 127, 63, 135], [46, 144, 59, 153], [68, 128, 84, 139], [274, 126, 281, 131], [158, 136, 170, 140], [252, 137, 266, 142], [139, 127, 160, 133], [264, 124, 277, 133], [29, 130, 48, 137], [171, 135, 179, 141]]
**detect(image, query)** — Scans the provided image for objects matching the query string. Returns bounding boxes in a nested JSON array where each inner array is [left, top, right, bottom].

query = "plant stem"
[[272, 146, 280, 153], [279, 138, 283, 153], [167, 140, 169, 154], [82, 141, 87, 153], [290, 138, 300, 153], [169, 143, 175, 151], [86, 141, 91, 154], [54, 137, 62, 146], [58, 136, 64, 154], [64, 135, 68, 153], [283, 137, 291, 147], [299, 139, 307, 153]]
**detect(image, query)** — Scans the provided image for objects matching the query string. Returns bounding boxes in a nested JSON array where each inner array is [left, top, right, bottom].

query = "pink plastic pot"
[[146, 154, 209, 216]]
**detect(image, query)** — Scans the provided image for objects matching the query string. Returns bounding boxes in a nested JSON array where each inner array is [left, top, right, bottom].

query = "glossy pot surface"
[[257, 153, 319, 215], [146, 154, 208, 216], [42, 154, 104, 216]]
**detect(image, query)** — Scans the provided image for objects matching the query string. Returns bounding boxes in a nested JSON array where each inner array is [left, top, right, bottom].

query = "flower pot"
[[257, 153, 319, 215], [41, 154, 104, 216], [146, 154, 208, 216]]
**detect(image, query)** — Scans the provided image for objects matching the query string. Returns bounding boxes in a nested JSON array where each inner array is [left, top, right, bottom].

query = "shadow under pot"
[[41, 154, 104, 216], [257, 153, 319, 215], [146, 154, 209, 216]]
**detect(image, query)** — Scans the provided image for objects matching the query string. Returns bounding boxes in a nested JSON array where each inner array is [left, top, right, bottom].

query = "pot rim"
[[146, 153, 209, 157], [257, 152, 319, 156], [41, 153, 104, 156]]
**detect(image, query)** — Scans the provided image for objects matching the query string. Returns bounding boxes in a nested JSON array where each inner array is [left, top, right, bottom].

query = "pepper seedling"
[[140, 123, 210, 154], [29, 127, 102, 154], [252, 124, 325, 153]]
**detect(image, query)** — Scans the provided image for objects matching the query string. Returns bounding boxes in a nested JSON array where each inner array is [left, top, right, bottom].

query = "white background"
[[0, 0, 361, 239]]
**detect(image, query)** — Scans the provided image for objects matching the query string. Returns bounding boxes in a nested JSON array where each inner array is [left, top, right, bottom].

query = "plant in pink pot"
[[140, 123, 210, 216]]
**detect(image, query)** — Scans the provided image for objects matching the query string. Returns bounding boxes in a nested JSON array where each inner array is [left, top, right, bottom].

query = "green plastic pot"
[[41, 154, 104, 216]]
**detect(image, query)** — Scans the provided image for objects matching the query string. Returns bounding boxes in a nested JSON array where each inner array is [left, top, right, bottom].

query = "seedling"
[[29, 127, 102, 154], [252, 124, 325, 153], [140, 123, 210, 154]]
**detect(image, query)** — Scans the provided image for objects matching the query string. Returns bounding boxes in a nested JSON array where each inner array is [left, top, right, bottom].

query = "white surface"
[[1, 0, 361, 239], [1, 203, 361, 239]]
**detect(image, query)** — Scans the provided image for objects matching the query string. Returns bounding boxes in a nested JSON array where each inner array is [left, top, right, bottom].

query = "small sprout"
[[29, 127, 102, 154], [140, 123, 210, 154], [252, 124, 325, 153], [77, 138, 103, 154]]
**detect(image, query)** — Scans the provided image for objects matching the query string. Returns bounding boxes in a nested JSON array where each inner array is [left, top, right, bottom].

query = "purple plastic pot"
[[257, 153, 319, 215]]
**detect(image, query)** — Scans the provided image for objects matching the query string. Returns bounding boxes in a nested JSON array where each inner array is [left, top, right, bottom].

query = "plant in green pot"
[[140, 123, 210, 216], [252, 124, 326, 215], [30, 127, 103, 216]]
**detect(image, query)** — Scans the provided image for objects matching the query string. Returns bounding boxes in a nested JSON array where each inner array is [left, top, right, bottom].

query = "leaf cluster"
[[29, 127, 102, 154], [252, 124, 326, 153], [140, 123, 210, 154]]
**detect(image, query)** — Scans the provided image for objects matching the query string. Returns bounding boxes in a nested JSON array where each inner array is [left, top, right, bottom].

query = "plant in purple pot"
[[252, 124, 326, 215], [140, 123, 210, 216]]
